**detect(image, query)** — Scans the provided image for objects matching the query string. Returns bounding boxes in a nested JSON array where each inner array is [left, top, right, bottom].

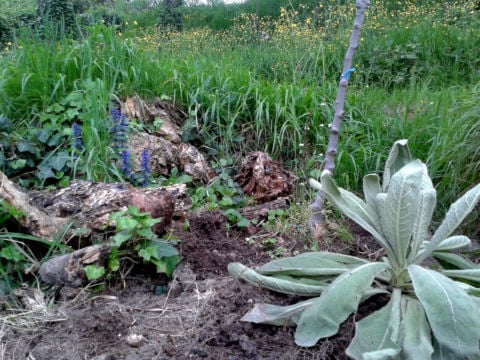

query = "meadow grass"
[[0, 1, 478, 233]]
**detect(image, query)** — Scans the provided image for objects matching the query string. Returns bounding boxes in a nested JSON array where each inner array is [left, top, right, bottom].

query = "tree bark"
[[1, 170, 189, 242], [309, 0, 370, 238]]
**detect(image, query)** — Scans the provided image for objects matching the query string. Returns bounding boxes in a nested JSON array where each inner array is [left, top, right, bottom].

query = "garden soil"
[[1, 211, 386, 360]]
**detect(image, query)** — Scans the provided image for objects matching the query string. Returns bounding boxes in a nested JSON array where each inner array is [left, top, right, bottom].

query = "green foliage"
[[0, 229, 68, 294], [159, 0, 184, 31], [38, 0, 80, 39], [229, 140, 480, 357], [0, 0, 36, 45], [98, 205, 180, 279], [0, 0, 478, 232], [0, 123, 73, 188]]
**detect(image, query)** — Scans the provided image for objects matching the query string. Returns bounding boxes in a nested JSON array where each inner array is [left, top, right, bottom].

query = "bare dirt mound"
[[1, 213, 382, 360]]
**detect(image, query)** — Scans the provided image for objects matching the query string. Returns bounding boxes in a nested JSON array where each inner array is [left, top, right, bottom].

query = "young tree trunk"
[[309, 0, 370, 238]]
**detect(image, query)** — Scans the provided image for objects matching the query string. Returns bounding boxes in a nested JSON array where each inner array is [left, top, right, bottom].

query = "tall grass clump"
[[0, 0, 478, 234], [0, 24, 174, 184]]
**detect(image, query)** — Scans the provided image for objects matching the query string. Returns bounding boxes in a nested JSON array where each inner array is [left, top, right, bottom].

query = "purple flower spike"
[[139, 147, 152, 187], [119, 149, 131, 177], [110, 108, 129, 153], [72, 122, 83, 156]]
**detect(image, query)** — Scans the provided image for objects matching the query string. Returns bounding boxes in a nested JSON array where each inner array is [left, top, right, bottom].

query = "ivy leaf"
[[150, 255, 180, 277], [115, 217, 138, 231], [37, 163, 56, 180], [16, 141, 37, 154], [10, 159, 27, 170], [112, 230, 132, 247], [0, 244, 25, 262], [36, 129, 51, 144], [48, 152, 70, 171], [84, 265, 105, 280], [48, 132, 64, 147]]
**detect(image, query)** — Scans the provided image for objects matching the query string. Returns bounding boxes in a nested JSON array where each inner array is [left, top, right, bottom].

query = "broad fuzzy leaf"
[[432, 251, 477, 270], [257, 252, 367, 277], [409, 188, 436, 261], [363, 173, 383, 232], [434, 235, 472, 251], [409, 265, 480, 356], [321, 172, 394, 258], [378, 161, 424, 266], [346, 289, 402, 360], [442, 269, 480, 283], [295, 262, 388, 347], [241, 299, 314, 327], [401, 296, 434, 360], [382, 139, 412, 192], [423, 184, 480, 260], [228, 262, 325, 296], [432, 338, 463, 360]]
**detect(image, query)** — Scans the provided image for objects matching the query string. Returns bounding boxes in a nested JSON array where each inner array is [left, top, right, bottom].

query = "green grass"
[[0, 0, 478, 236]]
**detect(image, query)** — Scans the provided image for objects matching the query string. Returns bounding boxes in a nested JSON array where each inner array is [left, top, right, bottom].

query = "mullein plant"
[[229, 140, 480, 359]]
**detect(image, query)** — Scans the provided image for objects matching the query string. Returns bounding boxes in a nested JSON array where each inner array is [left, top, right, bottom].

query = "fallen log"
[[0, 170, 190, 242], [39, 244, 111, 287]]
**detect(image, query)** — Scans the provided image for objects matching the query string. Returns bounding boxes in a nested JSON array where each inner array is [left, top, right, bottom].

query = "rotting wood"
[[0, 170, 190, 241], [39, 244, 111, 287], [235, 152, 298, 204], [238, 198, 289, 220]]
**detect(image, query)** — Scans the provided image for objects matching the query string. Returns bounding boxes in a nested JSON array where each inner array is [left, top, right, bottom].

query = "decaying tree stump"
[[239, 198, 290, 220], [124, 96, 215, 183], [39, 244, 111, 287], [235, 152, 298, 203], [0, 172, 191, 287], [0, 171, 190, 241]]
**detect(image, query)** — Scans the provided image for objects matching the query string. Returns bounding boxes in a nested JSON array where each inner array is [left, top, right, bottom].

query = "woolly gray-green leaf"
[[442, 269, 480, 283], [228, 262, 325, 296], [295, 262, 388, 347], [431, 251, 477, 270], [432, 338, 463, 360], [434, 235, 471, 251], [401, 296, 434, 360], [382, 139, 412, 192], [409, 188, 436, 261], [257, 252, 367, 277], [346, 289, 402, 360], [240, 299, 314, 327], [425, 184, 480, 257], [363, 173, 382, 231], [409, 265, 480, 356], [321, 172, 393, 258], [379, 160, 424, 267]]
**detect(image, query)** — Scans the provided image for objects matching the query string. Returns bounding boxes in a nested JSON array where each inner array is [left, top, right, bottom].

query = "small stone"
[[126, 334, 145, 347]]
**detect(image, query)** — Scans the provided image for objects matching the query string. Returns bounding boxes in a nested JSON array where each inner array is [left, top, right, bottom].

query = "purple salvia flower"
[[72, 122, 83, 156], [139, 147, 152, 187], [119, 149, 131, 178], [110, 108, 129, 153]]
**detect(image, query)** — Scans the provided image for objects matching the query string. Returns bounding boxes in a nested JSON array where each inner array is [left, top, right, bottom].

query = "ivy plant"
[[229, 140, 480, 359], [85, 205, 180, 281]]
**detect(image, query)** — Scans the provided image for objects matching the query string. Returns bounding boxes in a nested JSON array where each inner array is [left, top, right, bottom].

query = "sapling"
[[309, 0, 370, 237]]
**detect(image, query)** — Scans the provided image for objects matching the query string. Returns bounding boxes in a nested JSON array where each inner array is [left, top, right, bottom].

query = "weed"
[[84, 205, 180, 281]]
